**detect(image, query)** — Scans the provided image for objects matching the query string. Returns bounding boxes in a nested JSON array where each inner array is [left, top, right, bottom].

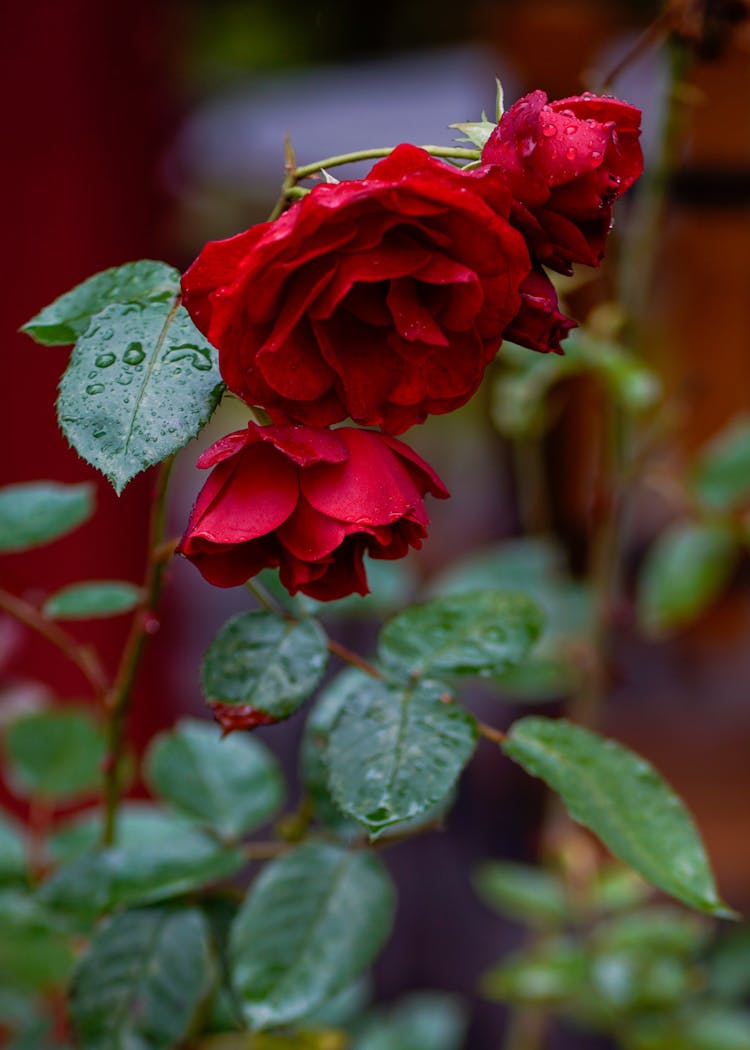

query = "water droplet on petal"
[[123, 341, 145, 365], [566, 147, 577, 161], [565, 125, 577, 135], [86, 383, 104, 395], [591, 150, 602, 161], [541, 123, 557, 138], [95, 352, 116, 368]]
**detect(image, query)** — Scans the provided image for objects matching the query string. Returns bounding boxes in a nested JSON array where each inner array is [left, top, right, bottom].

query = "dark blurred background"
[[2, 2, 750, 1046]]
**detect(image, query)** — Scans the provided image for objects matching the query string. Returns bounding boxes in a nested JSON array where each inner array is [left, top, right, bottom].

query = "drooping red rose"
[[482, 90, 643, 274], [178, 421, 448, 600], [181, 144, 531, 434], [503, 268, 577, 354]]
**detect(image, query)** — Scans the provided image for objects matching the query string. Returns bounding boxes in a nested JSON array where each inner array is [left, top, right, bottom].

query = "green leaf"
[[21, 260, 180, 346], [4, 708, 105, 801], [70, 906, 214, 1050], [145, 718, 285, 840], [43, 580, 141, 620], [482, 940, 588, 1006], [473, 861, 567, 927], [57, 300, 223, 493], [299, 672, 363, 839], [709, 927, 750, 1002], [449, 119, 495, 149], [0, 810, 27, 882], [353, 992, 468, 1050], [503, 717, 732, 917], [378, 590, 543, 682], [39, 820, 243, 921], [202, 612, 328, 722], [0, 481, 94, 553], [428, 539, 591, 701], [327, 672, 476, 835], [48, 802, 213, 862], [0, 890, 75, 991], [637, 522, 738, 635], [690, 416, 750, 513], [230, 841, 394, 1030]]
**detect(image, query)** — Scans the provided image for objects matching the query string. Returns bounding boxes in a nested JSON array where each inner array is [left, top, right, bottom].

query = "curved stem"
[[294, 144, 479, 181], [102, 457, 175, 846], [0, 587, 108, 698]]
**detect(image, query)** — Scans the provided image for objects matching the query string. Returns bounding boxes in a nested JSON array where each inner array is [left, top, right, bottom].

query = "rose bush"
[[181, 143, 532, 434], [178, 420, 448, 600], [482, 90, 643, 274]]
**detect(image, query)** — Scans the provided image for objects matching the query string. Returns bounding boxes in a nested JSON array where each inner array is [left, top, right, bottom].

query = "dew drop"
[[116, 374, 133, 386], [565, 125, 577, 135], [87, 371, 98, 380], [565, 147, 577, 161], [100, 328, 114, 341], [86, 383, 105, 395], [541, 123, 557, 138], [95, 352, 116, 368], [93, 428, 107, 439], [123, 341, 145, 365]]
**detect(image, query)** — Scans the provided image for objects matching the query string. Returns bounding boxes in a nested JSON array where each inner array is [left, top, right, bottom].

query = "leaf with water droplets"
[[378, 590, 543, 683], [21, 260, 180, 346], [70, 906, 214, 1050], [202, 612, 328, 724], [57, 299, 224, 493], [230, 842, 394, 1030], [503, 717, 733, 917], [326, 671, 477, 836]]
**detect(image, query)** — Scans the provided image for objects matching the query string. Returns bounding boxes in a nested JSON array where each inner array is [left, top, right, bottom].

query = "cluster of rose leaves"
[[178, 90, 643, 601]]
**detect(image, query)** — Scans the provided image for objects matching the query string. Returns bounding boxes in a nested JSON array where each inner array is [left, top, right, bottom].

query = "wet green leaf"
[[202, 612, 328, 722], [473, 861, 567, 927], [57, 300, 223, 493], [327, 672, 476, 836], [145, 718, 285, 840], [231, 842, 394, 1030], [378, 590, 543, 682], [71, 906, 214, 1050], [21, 260, 180, 346], [353, 991, 468, 1050], [504, 718, 733, 917]]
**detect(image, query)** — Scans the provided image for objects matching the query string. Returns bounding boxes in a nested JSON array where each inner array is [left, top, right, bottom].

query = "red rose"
[[504, 268, 577, 355], [178, 421, 448, 600], [181, 144, 531, 434], [482, 90, 643, 274]]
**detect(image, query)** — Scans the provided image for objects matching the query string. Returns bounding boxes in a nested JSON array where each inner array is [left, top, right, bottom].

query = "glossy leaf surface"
[[57, 300, 223, 493], [230, 842, 394, 1030], [503, 718, 732, 916], [327, 672, 476, 835]]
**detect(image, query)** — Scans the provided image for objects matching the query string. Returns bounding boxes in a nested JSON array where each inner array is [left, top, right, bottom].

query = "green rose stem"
[[244, 577, 507, 744], [267, 143, 481, 221], [0, 587, 108, 698], [101, 456, 175, 847]]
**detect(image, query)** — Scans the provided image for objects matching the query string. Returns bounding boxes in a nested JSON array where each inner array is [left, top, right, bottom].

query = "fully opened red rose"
[[482, 91, 643, 274], [181, 144, 531, 434], [178, 422, 448, 600]]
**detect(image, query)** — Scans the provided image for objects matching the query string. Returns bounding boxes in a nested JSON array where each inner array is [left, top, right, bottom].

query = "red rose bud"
[[178, 421, 448, 601], [482, 90, 643, 274], [503, 268, 577, 354], [181, 144, 531, 434]]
